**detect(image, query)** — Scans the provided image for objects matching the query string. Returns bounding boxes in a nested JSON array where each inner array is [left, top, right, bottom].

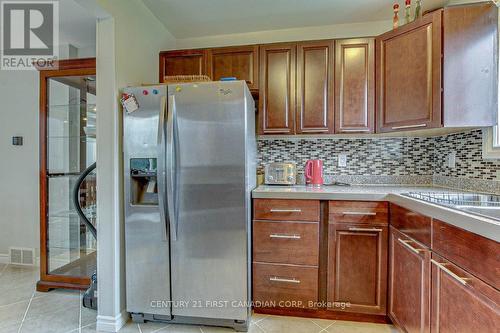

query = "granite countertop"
[[252, 185, 500, 242]]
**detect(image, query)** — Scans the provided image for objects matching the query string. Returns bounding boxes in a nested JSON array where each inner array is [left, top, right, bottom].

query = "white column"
[[96, 16, 128, 332]]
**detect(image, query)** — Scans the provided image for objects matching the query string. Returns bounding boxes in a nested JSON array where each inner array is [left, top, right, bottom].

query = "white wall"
[[172, 0, 499, 50], [0, 70, 40, 258], [175, 20, 392, 49], [94, 0, 175, 331], [447, 0, 487, 4]]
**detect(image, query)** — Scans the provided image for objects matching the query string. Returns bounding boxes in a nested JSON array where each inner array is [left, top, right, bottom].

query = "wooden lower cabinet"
[[253, 199, 390, 321], [253, 199, 320, 222], [389, 227, 431, 333], [252, 199, 321, 311], [431, 253, 500, 333], [432, 219, 500, 290], [327, 223, 388, 315], [253, 220, 319, 266], [253, 262, 319, 309], [389, 204, 500, 333]]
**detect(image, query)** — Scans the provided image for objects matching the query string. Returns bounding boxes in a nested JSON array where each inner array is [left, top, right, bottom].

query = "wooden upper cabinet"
[[335, 39, 375, 133], [159, 49, 208, 82], [259, 43, 296, 134], [443, 2, 498, 127], [327, 223, 388, 315], [207, 46, 259, 90], [296, 40, 334, 134], [376, 10, 443, 133], [389, 227, 431, 333]]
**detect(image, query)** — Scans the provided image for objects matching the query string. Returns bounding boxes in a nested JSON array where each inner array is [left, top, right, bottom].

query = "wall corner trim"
[[96, 310, 129, 332]]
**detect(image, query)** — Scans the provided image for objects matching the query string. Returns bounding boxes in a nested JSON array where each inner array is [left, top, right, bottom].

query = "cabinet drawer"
[[390, 204, 431, 247], [254, 199, 320, 221], [432, 219, 500, 290], [253, 221, 319, 266], [253, 263, 318, 309], [329, 201, 388, 225]]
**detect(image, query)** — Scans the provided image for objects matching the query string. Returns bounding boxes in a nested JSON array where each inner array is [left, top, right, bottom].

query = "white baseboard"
[[96, 310, 129, 332], [0, 253, 8, 264]]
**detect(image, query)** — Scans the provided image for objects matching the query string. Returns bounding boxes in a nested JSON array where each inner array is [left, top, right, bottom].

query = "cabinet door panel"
[[335, 39, 375, 133], [377, 11, 442, 132], [389, 227, 430, 333], [296, 40, 334, 134], [327, 223, 388, 315], [259, 43, 296, 134], [208, 46, 259, 90], [159, 50, 207, 81], [431, 253, 500, 333]]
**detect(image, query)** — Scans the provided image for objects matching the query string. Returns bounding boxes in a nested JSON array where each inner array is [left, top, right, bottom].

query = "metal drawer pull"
[[431, 259, 471, 286], [391, 124, 427, 130], [398, 238, 423, 255], [269, 234, 301, 240], [270, 209, 302, 213], [342, 211, 377, 216], [348, 227, 383, 232], [340, 129, 371, 133], [269, 277, 301, 284]]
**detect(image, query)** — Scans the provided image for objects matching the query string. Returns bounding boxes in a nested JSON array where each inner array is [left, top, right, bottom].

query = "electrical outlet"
[[338, 153, 347, 167], [447, 151, 456, 168]]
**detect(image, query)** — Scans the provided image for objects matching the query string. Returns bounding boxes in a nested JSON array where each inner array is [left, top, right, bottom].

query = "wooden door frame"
[[37, 58, 96, 292]]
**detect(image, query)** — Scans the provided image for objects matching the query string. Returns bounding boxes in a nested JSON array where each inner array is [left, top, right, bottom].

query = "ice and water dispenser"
[[129, 158, 158, 205]]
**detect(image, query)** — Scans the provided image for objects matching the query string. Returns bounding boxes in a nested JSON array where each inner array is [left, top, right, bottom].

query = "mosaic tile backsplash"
[[257, 129, 500, 193]]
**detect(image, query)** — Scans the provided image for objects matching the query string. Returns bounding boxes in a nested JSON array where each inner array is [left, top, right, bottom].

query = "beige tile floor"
[[0, 263, 398, 333]]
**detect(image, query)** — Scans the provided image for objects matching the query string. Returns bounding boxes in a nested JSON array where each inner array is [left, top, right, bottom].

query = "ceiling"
[[59, 0, 97, 49], [142, 0, 447, 39]]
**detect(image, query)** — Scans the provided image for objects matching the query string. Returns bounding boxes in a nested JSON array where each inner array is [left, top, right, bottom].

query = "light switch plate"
[[12, 136, 23, 146], [338, 153, 347, 167], [447, 151, 456, 168]]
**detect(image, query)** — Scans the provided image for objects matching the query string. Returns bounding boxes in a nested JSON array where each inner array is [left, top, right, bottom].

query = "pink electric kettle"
[[305, 160, 324, 187]]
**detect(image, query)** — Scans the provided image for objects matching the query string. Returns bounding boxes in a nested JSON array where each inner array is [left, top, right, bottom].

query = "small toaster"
[[264, 162, 297, 185]]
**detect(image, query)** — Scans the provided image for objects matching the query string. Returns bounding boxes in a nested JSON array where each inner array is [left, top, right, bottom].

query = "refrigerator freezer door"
[[168, 81, 254, 322], [123, 86, 171, 318]]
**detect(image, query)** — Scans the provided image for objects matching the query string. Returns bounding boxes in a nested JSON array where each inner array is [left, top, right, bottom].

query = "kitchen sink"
[[455, 206, 500, 220], [402, 192, 500, 221]]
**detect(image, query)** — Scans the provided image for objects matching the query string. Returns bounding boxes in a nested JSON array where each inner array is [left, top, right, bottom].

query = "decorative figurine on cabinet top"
[[405, 0, 412, 24], [393, 3, 400, 29], [414, 0, 422, 20]]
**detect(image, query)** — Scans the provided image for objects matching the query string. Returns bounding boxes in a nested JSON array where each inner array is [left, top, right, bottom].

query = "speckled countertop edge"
[[252, 185, 500, 242]]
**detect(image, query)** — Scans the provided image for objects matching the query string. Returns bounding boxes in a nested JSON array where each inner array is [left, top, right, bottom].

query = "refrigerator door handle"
[[157, 96, 168, 241], [166, 95, 178, 241]]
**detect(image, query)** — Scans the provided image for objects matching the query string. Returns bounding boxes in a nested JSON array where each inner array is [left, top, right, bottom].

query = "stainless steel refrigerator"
[[123, 81, 256, 331]]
